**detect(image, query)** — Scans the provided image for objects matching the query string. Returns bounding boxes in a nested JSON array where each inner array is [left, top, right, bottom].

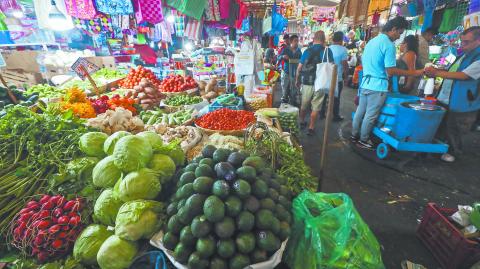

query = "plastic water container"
[[392, 101, 446, 143], [376, 93, 420, 129]]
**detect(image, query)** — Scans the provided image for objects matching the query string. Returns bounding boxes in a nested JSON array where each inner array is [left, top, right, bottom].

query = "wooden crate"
[[0, 69, 43, 87]]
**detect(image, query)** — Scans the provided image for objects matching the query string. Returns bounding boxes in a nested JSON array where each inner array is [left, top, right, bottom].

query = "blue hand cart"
[[356, 75, 449, 159]]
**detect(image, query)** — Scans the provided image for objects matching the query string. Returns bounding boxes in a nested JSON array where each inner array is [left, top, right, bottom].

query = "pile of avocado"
[[162, 145, 294, 269]]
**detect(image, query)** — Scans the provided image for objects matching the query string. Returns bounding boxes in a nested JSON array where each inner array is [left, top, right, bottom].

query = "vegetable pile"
[[195, 108, 256, 131], [118, 66, 161, 89], [89, 95, 136, 115], [10, 195, 85, 263], [164, 95, 203, 106], [140, 108, 194, 126], [86, 107, 144, 134], [159, 75, 198, 93], [125, 78, 163, 109], [162, 145, 293, 268], [0, 85, 39, 109], [145, 125, 203, 152], [60, 88, 96, 119], [24, 84, 65, 99]]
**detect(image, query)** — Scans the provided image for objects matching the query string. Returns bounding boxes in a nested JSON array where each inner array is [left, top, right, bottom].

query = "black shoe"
[[333, 115, 344, 122], [357, 140, 374, 150], [307, 129, 315, 136], [350, 135, 359, 143], [300, 122, 307, 129], [319, 114, 326, 120]]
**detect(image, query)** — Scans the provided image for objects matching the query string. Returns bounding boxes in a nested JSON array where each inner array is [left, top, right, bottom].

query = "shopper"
[[320, 31, 349, 121], [397, 35, 421, 94], [351, 16, 424, 149], [424, 26, 480, 162], [418, 28, 437, 67], [346, 30, 357, 50], [278, 35, 302, 104], [295, 30, 334, 136]]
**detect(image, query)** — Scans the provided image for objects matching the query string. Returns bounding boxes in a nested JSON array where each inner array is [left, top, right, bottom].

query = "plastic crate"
[[416, 203, 480, 269], [208, 97, 244, 112]]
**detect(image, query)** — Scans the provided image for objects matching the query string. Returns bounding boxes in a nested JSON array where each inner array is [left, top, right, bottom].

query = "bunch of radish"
[[10, 195, 84, 263], [125, 78, 164, 109]]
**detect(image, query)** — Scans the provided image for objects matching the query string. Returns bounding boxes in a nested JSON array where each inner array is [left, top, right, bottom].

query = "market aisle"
[[290, 85, 480, 268]]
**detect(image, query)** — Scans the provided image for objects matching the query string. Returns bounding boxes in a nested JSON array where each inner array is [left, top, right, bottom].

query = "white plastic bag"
[[235, 41, 254, 76], [314, 47, 336, 93]]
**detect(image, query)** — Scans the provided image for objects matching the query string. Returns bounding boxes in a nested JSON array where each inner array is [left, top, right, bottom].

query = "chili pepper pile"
[[159, 75, 198, 93], [119, 66, 161, 89], [195, 108, 256, 130], [10, 195, 84, 263]]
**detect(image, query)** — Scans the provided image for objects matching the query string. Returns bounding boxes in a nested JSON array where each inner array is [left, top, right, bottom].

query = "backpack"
[[301, 46, 323, 85]]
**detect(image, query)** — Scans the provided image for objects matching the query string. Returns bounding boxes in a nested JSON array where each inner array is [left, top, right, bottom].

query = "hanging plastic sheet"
[[269, 5, 287, 36], [165, 0, 207, 21]]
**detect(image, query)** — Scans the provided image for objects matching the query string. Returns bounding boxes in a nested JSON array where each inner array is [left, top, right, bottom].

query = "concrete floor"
[[286, 85, 480, 268]]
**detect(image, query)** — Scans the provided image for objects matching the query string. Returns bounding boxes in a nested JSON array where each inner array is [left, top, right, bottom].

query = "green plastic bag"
[[285, 191, 385, 269]]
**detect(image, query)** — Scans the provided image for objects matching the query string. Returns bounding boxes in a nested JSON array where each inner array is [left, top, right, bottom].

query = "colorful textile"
[[33, 0, 73, 29], [235, 0, 248, 29], [422, 0, 436, 32], [134, 0, 163, 24], [205, 0, 221, 22], [65, 0, 98, 20], [470, 0, 480, 14], [368, 0, 392, 15], [73, 15, 113, 35], [219, 0, 230, 19], [174, 12, 185, 37], [184, 18, 202, 40], [95, 0, 134, 15], [158, 20, 174, 43], [221, 0, 239, 27], [165, 0, 207, 21]]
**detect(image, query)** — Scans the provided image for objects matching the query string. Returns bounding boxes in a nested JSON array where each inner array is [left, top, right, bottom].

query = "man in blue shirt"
[[351, 17, 424, 149], [279, 35, 302, 104], [295, 30, 334, 136]]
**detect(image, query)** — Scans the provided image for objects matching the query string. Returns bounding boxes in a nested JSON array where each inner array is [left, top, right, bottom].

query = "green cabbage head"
[[117, 168, 161, 202], [115, 200, 164, 241], [97, 235, 138, 269], [79, 132, 108, 158], [92, 156, 122, 188], [147, 154, 176, 183], [73, 224, 113, 266], [155, 143, 185, 166], [112, 135, 153, 172], [94, 189, 124, 226], [104, 131, 131, 155], [136, 131, 163, 151]]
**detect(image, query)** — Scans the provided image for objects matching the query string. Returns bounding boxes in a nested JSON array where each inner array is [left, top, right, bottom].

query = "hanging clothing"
[[368, 0, 392, 14], [165, 0, 207, 21], [371, 12, 380, 25], [235, 0, 248, 29], [184, 18, 202, 41], [0, 0, 21, 14], [158, 20, 174, 43], [73, 15, 113, 36], [134, 0, 164, 24], [95, 0, 134, 15], [33, 0, 74, 29], [64, 0, 98, 20], [174, 12, 185, 37], [422, 0, 436, 32], [204, 0, 221, 22], [221, 0, 239, 27], [219, 0, 230, 19]]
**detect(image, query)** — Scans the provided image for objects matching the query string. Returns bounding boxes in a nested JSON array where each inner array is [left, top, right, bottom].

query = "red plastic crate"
[[416, 203, 480, 269]]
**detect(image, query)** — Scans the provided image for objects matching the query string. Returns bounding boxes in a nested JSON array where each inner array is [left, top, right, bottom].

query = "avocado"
[[191, 215, 212, 238], [179, 225, 196, 247], [236, 211, 255, 232], [227, 151, 247, 168], [214, 217, 235, 239], [212, 180, 230, 199], [173, 243, 193, 263], [271, 217, 281, 234], [185, 194, 207, 218], [203, 196, 225, 222], [166, 202, 178, 216], [252, 180, 268, 198], [199, 157, 214, 167], [214, 162, 236, 181], [195, 164, 214, 178], [225, 196, 242, 217], [162, 232, 178, 250], [202, 145, 217, 158], [256, 231, 281, 252], [213, 148, 231, 163], [210, 257, 228, 269], [250, 249, 268, 263], [242, 156, 265, 171], [177, 199, 186, 210], [279, 185, 290, 198], [233, 179, 251, 199], [235, 232, 256, 254], [274, 204, 289, 222], [187, 252, 209, 269], [229, 254, 251, 269], [261, 167, 273, 178], [192, 156, 203, 164], [179, 171, 196, 186], [167, 214, 183, 235], [184, 163, 199, 173], [243, 196, 260, 213], [268, 188, 280, 202], [193, 176, 214, 194], [178, 206, 194, 225], [260, 198, 275, 211], [196, 236, 216, 258], [267, 178, 281, 191], [217, 239, 236, 259], [178, 183, 194, 199], [255, 209, 275, 230], [235, 166, 257, 183], [275, 174, 287, 185], [278, 221, 291, 241], [279, 196, 291, 209]]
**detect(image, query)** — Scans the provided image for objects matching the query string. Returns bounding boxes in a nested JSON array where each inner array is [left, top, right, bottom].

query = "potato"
[[145, 87, 156, 94], [205, 91, 217, 99], [198, 81, 207, 91], [141, 99, 153, 104]]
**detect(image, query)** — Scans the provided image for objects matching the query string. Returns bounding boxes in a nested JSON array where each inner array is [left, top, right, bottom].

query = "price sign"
[[71, 57, 100, 80]]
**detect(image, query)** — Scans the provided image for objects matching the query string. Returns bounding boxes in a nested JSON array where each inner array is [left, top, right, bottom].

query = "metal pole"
[[317, 64, 338, 191]]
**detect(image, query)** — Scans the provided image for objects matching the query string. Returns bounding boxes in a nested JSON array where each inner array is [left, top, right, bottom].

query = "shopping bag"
[[314, 47, 336, 92], [285, 191, 385, 269], [262, 9, 272, 34], [234, 46, 254, 75]]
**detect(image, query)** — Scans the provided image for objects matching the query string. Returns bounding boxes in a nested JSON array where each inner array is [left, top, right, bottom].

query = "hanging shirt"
[[218, 0, 230, 19]]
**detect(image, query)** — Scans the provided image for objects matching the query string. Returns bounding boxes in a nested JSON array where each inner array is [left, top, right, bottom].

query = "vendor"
[[425, 26, 480, 162]]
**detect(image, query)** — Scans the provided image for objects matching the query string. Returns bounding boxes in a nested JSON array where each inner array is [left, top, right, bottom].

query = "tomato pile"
[[119, 66, 161, 89], [89, 95, 136, 114], [195, 108, 256, 130], [10, 195, 84, 262], [159, 75, 198, 93]]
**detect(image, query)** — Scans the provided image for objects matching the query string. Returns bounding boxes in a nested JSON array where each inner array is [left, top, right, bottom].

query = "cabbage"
[[117, 168, 161, 202], [104, 131, 131, 155], [79, 132, 108, 157], [73, 224, 113, 266], [97, 235, 138, 269], [155, 144, 185, 166], [147, 154, 176, 183], [112, 136, 153, 172], [115, 200, 164, 241], [92, 156, 122, 188], [136, 131, 163, 151], [94, 189, 123, 226]]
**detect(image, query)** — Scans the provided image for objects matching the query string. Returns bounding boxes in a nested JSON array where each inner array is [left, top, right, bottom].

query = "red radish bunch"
[[89, 95, 110, 114], [10, 195, 84, 263]]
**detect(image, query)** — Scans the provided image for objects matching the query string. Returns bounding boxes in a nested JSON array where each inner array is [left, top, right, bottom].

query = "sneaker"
[[350, 135, 359, 143], [357, 140, 374, 150], [441, 153, 455, 162], [300, 122, 307, 129], [333, 115, 344, 122], [307, 129, 315, 136]]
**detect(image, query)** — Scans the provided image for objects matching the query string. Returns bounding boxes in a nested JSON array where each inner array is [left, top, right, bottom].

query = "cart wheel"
[[376, 143, 389, 159]]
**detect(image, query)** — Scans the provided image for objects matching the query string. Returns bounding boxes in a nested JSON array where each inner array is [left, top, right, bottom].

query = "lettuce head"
[[79, 132, 108, 158], [104, 131, 131, 155], [73, 224, 113, 266], [92, 156, 122, 188], [115, 200, 164, 241], [136, 131, 163, 151], [94, 189, 123, 226], [112, 135, 153, 172], [97, 235, 138, 269], [147, 154, 176, 183], [117, 168, 161, 202]]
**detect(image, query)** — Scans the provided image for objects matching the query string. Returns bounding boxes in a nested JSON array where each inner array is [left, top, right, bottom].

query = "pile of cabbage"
[[72, 131, 185, 269]]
